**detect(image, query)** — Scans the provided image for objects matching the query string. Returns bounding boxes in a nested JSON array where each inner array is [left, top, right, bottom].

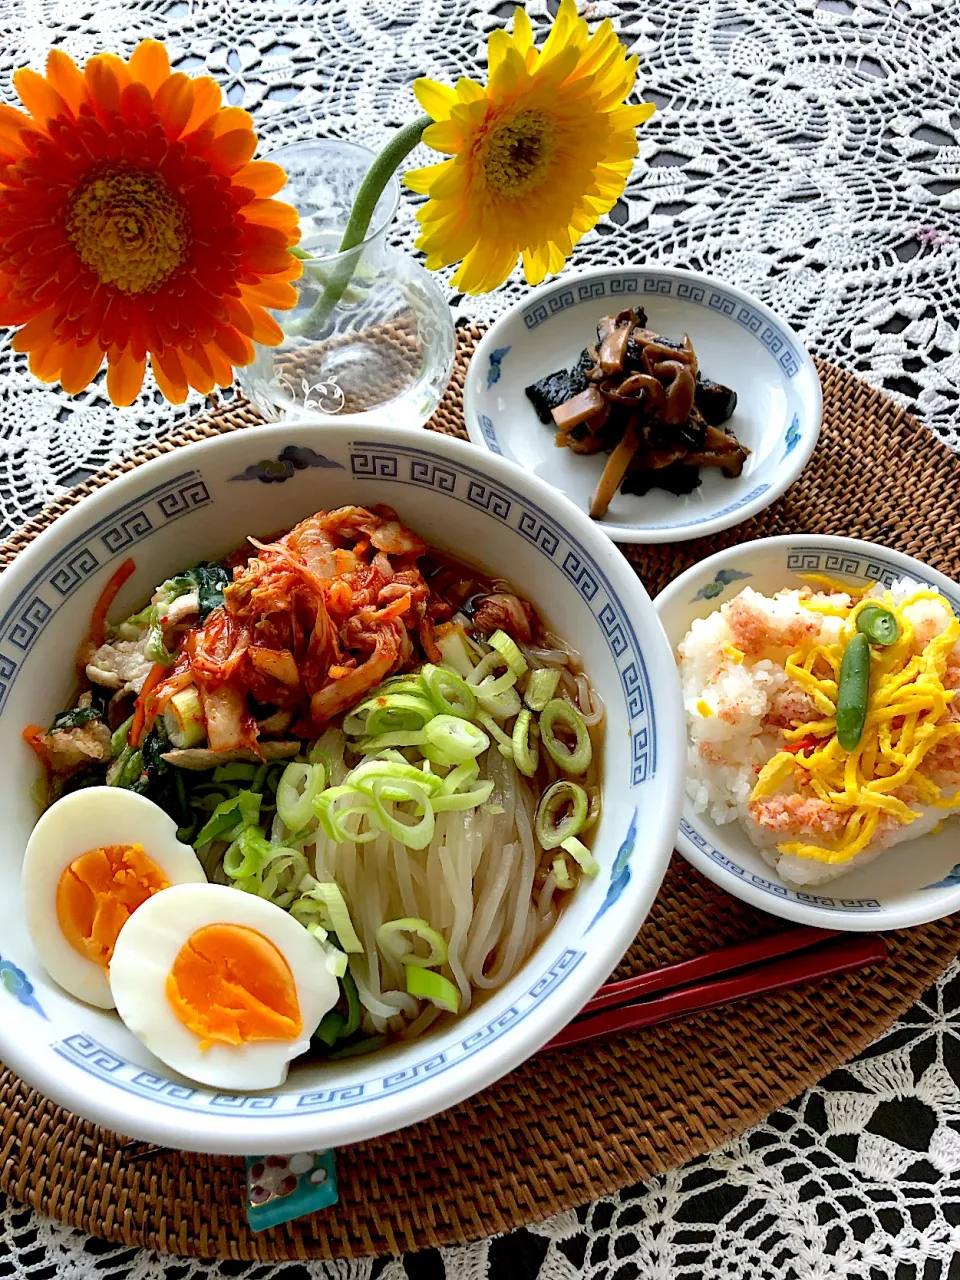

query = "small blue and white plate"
[[655, 535, 960, 932], [465, 267, 822, 545]]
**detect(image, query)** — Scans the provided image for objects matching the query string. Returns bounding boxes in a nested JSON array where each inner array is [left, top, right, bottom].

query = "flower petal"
[[12, 69, 68, 128], [421, 120, 464, 155], [412, 78, 459, 122], [153, 72, 195, 139], [128, 40, 171, 94], [0, 102, 42, 157], [45, 49, 89, 117], [242, 279, 298, 310], [207, 127, 258, 175], [233, 160, 288, 197], [151, 348, 189, 403], [182, 76, 223, 135], [179, 348, 216, 395], [106, 347, 146, 406], [59, 339, 105, 394]]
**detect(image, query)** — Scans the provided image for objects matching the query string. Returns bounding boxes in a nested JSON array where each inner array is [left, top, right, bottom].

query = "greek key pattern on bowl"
[[678, 820, 883, 911], [784, 547, 960, 614], [0, 470, 211, 713], [520, 274, 802, 377], [52, 948, 586, 1116], [348, 440, 657, 786], [477, 413, 503, 455]]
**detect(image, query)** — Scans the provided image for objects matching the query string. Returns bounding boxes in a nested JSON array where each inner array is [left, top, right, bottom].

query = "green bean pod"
[[856, 604, 899, 647], [836, 632, 871, 751]]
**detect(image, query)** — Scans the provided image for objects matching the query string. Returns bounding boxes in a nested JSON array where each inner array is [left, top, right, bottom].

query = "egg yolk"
[[56, 843, 170, 970], [165, 924, 303, 1049]]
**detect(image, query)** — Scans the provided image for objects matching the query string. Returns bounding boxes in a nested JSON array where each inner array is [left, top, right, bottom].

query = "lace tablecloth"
[[3, 0, 960, 1276]]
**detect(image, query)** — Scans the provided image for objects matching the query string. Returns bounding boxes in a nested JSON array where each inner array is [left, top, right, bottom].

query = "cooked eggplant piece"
[[622, 462, 703, 497], [695, 376, 738, 426]]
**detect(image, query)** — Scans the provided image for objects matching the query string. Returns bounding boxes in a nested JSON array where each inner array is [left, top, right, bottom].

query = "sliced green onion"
[[540, 698, 593, 774], [420, 663, 477, 719], [342, 969, 363, 1038], [300, 882, 363, 952], [581, 789, 601, 833], [314, 1010, 346, 1047], [324, 943, 349, 978], [307, 743, 331, 770], [476, 678, 522, 720], [512, 709, 539, 777], [110, 715, 133, 757], [552, 855, 574, 891], [195, 788, 261, 846], [347, 758, 442, 801], [405, 965, 460, 1013], [146, 621, 176, 666], [368, 776, 435, 849], [277, 761, 326, 830], [466, 651, 506, 685], [524, 667, 561, 712], [488, 629, 528, 678], [327, 1034, 384, 1060], [163, 687, 205, 748], [561, 834, 599, 878], [477, 711, 514, 758], [344, 690, 436, 737], [439, 761, 481, 795], [535, 780, 588, 849], [436, 625, 478, 679], [314, 785, 379, 844], [432, 779, 495, 811], [377, 917, 448, 968], [356, 729, 428, 754], [422, 715, 489, 766], [213, 762, 259, 783]]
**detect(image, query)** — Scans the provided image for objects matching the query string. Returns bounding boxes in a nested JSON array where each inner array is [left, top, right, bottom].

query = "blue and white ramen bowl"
[[656, 535, 960, 932], [464, 267, 822, 544], [0, 421, 685, 1155]]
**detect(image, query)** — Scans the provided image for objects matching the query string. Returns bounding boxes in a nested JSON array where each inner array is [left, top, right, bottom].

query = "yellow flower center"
[[65, 164, 190, 295], [482, 109, 556, 199]]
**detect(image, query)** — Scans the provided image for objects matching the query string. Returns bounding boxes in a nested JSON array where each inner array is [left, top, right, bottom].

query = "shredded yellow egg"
[[696, 699, 714, 718], [750, 588, 960, 864]]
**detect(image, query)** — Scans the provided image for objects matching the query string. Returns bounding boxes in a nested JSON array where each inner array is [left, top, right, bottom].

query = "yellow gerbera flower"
[[404, 0, 655, 295]]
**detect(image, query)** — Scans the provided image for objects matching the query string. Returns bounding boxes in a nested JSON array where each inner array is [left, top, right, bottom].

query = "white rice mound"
[[679, 578, 960, 887]]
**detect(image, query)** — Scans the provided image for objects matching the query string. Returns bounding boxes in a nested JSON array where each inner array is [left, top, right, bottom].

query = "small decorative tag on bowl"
[[244, 1150, 338, 1231]]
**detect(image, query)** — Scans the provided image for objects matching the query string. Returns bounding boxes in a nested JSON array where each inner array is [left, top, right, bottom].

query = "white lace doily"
[[3, 0, 960, 1276]]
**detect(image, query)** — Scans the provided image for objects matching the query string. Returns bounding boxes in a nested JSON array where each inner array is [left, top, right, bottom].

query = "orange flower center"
[[482, 109, 556, 199], [64, 163, 190, 294]]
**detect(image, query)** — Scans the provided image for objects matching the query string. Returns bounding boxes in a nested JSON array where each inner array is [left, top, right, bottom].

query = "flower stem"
[[291, 115, 432, 338]]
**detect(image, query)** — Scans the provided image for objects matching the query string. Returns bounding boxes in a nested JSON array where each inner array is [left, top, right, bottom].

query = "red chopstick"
[[578, 924, 841, 1017], [543, 929, 887, 1053]]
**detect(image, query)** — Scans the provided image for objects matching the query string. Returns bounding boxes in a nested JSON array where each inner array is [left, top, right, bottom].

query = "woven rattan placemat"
[[1, 328, 958, 1261]]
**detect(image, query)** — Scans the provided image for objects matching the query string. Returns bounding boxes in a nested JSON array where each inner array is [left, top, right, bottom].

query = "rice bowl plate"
[[656, 536, 960, 931]]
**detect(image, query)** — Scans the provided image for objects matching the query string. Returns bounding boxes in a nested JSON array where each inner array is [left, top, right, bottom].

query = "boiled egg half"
[[22, 787, 207, 1008], [110, 883, 339, 1090]]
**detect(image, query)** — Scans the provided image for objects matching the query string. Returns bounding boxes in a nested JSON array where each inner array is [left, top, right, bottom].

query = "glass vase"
[[240, 139, 456, 424]]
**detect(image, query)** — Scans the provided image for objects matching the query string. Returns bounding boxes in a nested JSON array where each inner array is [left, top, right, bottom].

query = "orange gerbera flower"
[[0, 41, 301, 405]]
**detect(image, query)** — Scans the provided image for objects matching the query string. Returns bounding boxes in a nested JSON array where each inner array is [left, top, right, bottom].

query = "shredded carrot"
[[130, 662, 170, 747], [22, 723, 50, 766], [88, 558, 136, 650], [376, 595, 411, 622]]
